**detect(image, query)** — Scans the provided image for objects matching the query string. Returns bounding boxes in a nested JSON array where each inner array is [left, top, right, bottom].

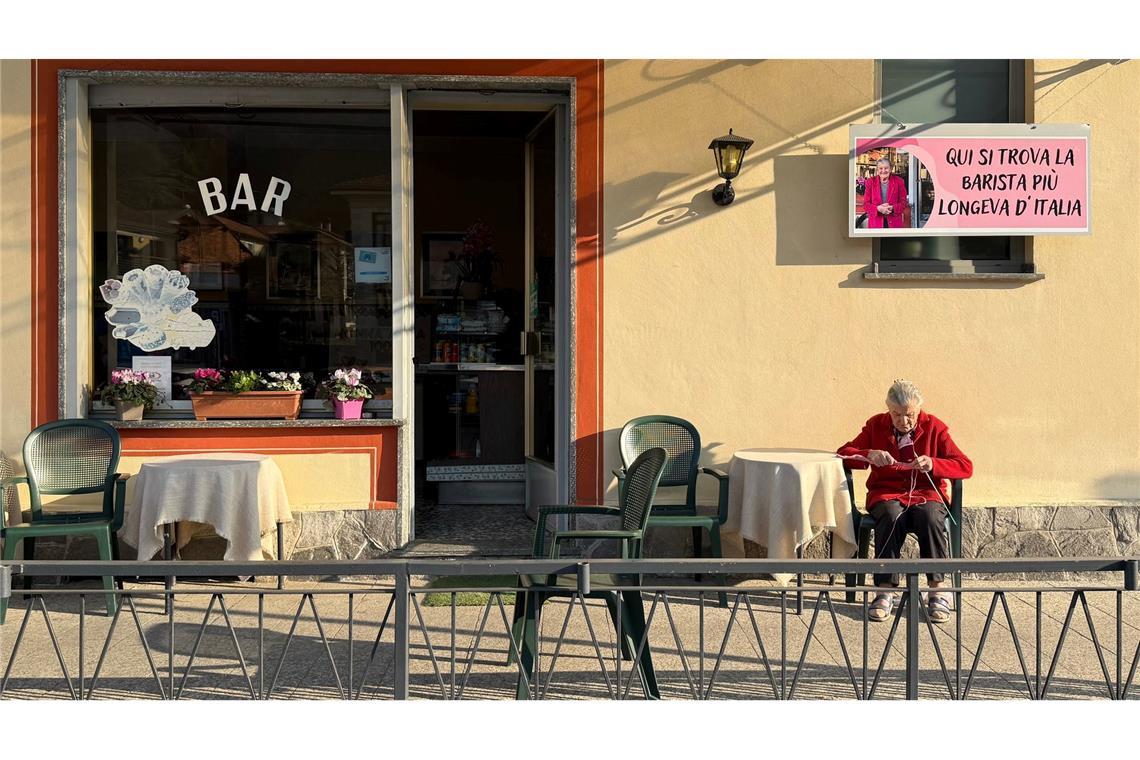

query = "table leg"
[[795, 543, 804, 616], [163, 523, 175, 615], [277, 521, 285, 590], [827, 532, 835, 587]]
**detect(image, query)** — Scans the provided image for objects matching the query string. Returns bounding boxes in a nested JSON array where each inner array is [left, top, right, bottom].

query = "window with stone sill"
[[874, 60, 1032, 274], [91, 107, 394, 412]]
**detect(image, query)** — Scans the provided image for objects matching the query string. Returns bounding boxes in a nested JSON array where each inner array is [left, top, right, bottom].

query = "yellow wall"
[[4, 59, 1136, 512], [21, 452, 375, 514], [603, 59, 1140, 507], [0, 60, 32, 460]]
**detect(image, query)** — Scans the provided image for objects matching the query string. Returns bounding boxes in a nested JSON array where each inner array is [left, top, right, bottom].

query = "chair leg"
[[622, 590, 659, 699], [604, 594, 636, 661], [847, 523, 873, 604], [949, 518, 963, 591], [21, 536, 35, 600], [110, 531, 125, 592], [692, 527, 704, 583], [1, 535, 18, 625], [94, 529, 117, 618], [515, 592, 539, 700], [506, 588, 527, 666], [708, 525, 728, 608]]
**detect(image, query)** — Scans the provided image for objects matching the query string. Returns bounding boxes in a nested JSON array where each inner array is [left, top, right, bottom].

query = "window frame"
[[66, 78, 402, 418], [870, 59, 1036, 275]]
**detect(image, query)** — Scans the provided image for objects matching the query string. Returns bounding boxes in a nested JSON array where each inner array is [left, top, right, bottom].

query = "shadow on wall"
[[1094, 472, 1140, 501], [773, 154, 867, 266], [598, 424, 731, 506], [605, 171, 698, 240]]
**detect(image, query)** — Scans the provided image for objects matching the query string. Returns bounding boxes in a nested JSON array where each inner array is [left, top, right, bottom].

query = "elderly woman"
[[838, 380, 972, 623], [862, 158, 909, 228]]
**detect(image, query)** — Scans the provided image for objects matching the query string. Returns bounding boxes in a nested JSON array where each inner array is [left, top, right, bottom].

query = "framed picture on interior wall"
[[267, 241, 319, 299], [420, 232, 466, 299]]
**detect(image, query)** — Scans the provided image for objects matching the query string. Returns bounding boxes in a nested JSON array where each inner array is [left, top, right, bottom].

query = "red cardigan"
[[838, 411, 972, 508], [862, 174, 909, 228]]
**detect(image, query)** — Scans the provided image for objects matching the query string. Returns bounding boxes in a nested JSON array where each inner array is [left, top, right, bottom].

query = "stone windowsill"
[[864, 272, 1045, 282], [106, 418, 405, 429]]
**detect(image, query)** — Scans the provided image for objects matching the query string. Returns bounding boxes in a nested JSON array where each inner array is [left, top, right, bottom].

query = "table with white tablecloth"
[[121, 453, 293, 562], [723, 449, 858, 584]]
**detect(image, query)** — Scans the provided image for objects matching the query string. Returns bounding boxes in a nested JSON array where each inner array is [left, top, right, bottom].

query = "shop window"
[[91, 107, 394, 413], [875, 60, 1030, 272]]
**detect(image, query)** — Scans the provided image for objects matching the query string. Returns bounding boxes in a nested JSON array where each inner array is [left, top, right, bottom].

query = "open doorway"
[[410, 105, 566, 553]]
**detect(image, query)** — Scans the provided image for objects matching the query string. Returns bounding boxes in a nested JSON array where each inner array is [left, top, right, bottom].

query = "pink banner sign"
[[850, 125, 1090, 236]]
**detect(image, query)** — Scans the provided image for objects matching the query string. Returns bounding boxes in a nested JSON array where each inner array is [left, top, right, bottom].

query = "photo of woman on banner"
[[863, 157, 911, 229]]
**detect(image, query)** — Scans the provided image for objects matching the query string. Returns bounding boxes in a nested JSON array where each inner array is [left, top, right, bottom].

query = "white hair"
[[886, 379, 923, 407], [876, 158, 892, 168]]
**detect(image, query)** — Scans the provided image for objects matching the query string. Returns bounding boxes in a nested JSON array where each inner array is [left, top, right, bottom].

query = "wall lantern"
[[708, 128, 755, 206]]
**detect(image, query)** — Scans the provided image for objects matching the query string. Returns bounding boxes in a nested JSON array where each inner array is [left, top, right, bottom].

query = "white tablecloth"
[[723, 449, 857, 584], [121, 453, 292, 562]]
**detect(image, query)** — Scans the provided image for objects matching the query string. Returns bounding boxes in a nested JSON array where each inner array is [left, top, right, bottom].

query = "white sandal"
[[867, 592, 896, 622], [927, 592, 952, 624]]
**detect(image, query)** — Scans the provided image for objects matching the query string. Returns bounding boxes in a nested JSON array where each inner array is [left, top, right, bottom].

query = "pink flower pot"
[[334, 399, 364, 420]]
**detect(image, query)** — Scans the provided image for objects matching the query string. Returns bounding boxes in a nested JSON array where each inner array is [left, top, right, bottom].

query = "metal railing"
[[1, 557, 1137, 700]]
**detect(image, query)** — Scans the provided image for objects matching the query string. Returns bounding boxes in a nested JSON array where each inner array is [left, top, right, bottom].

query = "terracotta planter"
[[115, 401, 146, 421], [190, 391, 303, 420], [333, 399, 365, 420]]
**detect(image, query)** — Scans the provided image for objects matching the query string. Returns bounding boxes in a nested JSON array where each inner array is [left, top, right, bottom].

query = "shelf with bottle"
[[430, 337, 501, 365], [417, 363, 524, 373]]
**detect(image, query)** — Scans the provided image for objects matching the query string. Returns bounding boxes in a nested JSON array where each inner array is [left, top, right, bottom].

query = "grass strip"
[[421, 574, 519, 607]]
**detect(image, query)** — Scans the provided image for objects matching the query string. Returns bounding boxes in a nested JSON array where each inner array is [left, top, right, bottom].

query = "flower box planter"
[[190, 391, 303, 421], [333, 399, 365, 420], [115, 401, 146, 421]]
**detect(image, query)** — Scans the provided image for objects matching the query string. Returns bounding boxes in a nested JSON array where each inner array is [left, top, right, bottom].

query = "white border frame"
[[849, 122, 1092, 238]]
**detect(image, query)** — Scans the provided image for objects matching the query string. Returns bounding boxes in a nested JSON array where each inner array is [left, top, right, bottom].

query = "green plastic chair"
[[842, 462, 964, 603], [616, 416, 730, 607], [509, 446, 668, 699], [1, 419, 130, 624]]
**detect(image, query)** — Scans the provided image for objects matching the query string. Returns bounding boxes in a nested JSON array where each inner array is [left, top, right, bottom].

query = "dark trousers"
[[870, 499, 949, 587]]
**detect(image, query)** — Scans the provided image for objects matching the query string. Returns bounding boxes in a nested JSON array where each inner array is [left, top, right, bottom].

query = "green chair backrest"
[[619, 416, 700, 504], [22, 419, 122, 519], [618, 447, 668, 533]]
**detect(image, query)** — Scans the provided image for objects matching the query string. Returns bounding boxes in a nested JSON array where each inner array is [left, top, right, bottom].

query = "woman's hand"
[[877, 203, 891, 215], [913, 455, 934, 472], [867, 450, 896, 467]]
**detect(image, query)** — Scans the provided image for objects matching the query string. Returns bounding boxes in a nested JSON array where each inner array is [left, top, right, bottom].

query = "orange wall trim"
[[118, 426, 399, 510], [30, 59, 604, 505]]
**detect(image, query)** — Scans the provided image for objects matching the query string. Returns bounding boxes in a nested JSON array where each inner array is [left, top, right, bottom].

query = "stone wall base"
[[640, 505, 1140, 581], [15, 508, 399, 582], [14, 505, 1139, 583]]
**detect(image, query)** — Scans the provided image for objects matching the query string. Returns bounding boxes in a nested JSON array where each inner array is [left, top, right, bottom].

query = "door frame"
[[403, 89, 573, 514]]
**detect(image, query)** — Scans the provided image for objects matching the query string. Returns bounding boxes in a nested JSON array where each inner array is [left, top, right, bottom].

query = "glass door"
[[524, 105, 568, 518]]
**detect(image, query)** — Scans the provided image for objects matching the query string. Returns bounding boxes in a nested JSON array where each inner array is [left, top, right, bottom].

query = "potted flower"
[[98, 368, 165, 420], [188, 368, 304, 420], [454, 220, 500, 300], [320, 368, 373, 420]]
